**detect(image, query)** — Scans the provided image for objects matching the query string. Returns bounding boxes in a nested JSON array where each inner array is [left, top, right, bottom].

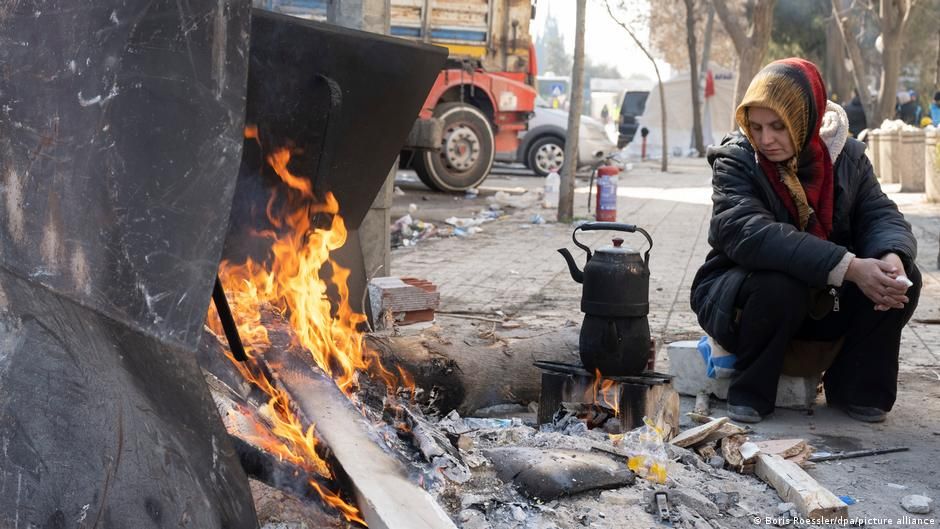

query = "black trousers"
[[727, 264, 922, 415]]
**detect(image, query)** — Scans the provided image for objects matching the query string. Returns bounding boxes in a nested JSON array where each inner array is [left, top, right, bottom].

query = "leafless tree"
[[559, 0, 587, 222], [831, 0, 919, 125], [685, 0, 705, 156], [604, 0, 668, 172]]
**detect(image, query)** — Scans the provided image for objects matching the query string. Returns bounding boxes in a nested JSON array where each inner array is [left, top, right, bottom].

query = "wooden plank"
[[721, 434, 747, 470], [669, 416, 728, 448], [755, 439, 807, 459], [755, 454, 848, 519], [698, 421, 749, 445], [268, 341, 458, 529]]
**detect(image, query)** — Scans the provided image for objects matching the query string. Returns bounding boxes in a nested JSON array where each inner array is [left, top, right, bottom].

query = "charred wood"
[[366, 326, 582, 414]]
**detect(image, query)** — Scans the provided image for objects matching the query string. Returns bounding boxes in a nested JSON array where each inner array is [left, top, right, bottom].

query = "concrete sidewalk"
[[392, 157, 940, 521]]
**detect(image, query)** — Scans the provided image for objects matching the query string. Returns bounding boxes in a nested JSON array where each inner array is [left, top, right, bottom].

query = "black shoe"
[[842, 405, 887, 423], [727, 404, 764, 423]]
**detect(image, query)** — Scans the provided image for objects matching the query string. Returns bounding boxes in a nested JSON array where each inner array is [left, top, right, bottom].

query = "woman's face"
[[747, 106, 795, 162]]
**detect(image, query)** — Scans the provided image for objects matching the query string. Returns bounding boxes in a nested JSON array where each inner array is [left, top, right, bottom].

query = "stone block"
[[925, 129, 940, 203], [879, 130, 899, 184], [900, 129, 925, 192], [666, 341, 818, 409]]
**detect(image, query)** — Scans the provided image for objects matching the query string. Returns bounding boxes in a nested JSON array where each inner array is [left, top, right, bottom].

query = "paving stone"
[[666, 340, 819, 409]]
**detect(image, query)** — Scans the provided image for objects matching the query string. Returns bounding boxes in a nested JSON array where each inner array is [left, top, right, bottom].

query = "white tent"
[[626, 64, 737, 160]]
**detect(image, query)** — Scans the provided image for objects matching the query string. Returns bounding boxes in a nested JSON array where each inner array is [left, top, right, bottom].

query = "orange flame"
[[397, 365, 417, 402], [204, 125, 423, 525], [590, 369, 621, 417]]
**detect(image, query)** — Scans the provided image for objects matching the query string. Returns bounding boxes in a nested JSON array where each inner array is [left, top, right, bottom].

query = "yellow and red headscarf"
[[735, 58, 834, 239]]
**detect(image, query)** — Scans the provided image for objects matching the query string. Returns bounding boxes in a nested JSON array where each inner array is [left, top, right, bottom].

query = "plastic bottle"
[[543, 170, 560, 208]]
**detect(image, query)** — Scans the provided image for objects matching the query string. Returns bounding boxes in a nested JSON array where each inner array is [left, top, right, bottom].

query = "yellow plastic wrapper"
[[611, 417, 668, 484]]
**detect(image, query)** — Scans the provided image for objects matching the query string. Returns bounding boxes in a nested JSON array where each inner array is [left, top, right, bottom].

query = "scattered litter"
[[887, 483, 908, 490], [465, 188, 479, 199], [530, 214, 545, 225], [613, 418, 668, 484], [839, 495, 857, 505], [464, 417, 522, 429], [487, 190, 541, 209], [393, 186, 406, 196], [445, 216, 488, 228], [390, 213, 438, 248]]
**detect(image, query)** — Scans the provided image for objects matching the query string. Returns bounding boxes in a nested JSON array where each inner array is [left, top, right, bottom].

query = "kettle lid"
[[596, 237, 638, 255]]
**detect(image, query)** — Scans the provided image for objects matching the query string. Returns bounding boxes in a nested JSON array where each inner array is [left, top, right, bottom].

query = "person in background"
[[691, 58, 921, 424], [600, 104, 610, 125], [843, 91, 867, 137], [930, 91, 940, 126], [896, 89, 922, 125]]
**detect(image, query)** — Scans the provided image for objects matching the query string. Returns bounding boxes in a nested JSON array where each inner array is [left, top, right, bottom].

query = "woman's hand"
[[845, 254, 910, 311]]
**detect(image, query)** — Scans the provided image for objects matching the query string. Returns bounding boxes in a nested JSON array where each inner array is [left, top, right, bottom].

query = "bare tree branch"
[[831, 0, 874, 119], [711, 0, 747, 51], [603, 0, 669, 171]]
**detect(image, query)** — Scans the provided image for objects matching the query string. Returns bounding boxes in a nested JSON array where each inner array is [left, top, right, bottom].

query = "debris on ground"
[[487, 190, 541, 209], [901, 494, 934, 514], [391, 209, 508, 247], [391, 213, 438, 247]]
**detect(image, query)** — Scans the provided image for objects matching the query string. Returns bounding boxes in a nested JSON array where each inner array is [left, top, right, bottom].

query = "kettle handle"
[[572, 222, 654, 266]]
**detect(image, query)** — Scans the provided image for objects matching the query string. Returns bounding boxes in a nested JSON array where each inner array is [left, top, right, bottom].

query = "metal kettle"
[[557, 222, 654, 375]]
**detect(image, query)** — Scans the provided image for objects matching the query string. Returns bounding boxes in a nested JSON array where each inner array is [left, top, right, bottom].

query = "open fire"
[[206, 126, 410, 525]]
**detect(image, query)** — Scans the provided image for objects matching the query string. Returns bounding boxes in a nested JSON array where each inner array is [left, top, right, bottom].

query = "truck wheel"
[[413, 103, 494, 192], [527, 135, 565, 177]]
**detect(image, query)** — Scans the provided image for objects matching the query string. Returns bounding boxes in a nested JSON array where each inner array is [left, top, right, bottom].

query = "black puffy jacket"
[[690, 132, 917, 349]]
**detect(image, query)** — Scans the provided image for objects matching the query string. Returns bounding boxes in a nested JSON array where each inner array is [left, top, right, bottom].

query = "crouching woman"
[[690, 58, 921, 423]]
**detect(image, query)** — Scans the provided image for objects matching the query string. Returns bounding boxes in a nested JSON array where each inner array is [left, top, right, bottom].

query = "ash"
[[354, 374, 793, 529]]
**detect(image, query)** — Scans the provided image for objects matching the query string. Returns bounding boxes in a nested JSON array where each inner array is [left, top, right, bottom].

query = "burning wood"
[[194, 126, 806, 529]]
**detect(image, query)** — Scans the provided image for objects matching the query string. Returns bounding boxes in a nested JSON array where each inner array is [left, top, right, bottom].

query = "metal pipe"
[[807, 446, 909, 463], [212, 276, 249, 363]]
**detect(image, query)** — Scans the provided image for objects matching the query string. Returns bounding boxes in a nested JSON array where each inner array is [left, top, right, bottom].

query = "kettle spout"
[[557, 248, 584, 283]]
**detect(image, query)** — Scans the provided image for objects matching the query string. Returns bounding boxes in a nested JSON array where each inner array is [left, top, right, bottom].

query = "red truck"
[[394, 0, 538, 191], [256, 0, 538, 191]]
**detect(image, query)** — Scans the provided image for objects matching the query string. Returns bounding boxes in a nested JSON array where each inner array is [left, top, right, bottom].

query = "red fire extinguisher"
[[595, 165, 619, 222]]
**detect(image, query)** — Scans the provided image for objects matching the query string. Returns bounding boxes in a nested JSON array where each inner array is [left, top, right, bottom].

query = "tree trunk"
[[935, 29, 940, 86], [825, 10, 851, 101], [712, 0, 776, 128], [878, 42, 903, 124], [831, 0, 875, 123], [366, 328, 582, 415], [733, 46, 768, 124], [657, 69, 669, 171], [876, 0, 912, 124], [603, 0, 668, 170], [559, 0, 586, 223], [699, 5, 716, 86], [685, 0, 705, 157]]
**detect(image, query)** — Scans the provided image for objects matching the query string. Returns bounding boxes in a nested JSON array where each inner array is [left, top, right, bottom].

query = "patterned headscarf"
[[735, 58, 834, 239]]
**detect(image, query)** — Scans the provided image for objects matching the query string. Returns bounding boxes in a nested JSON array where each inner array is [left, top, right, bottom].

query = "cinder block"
[[666, 341, 819, 410]]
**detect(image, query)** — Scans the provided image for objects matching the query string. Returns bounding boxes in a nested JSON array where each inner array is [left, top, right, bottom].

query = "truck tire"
[[526, 135, 566, 177], [413, 103, 495, 192]]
